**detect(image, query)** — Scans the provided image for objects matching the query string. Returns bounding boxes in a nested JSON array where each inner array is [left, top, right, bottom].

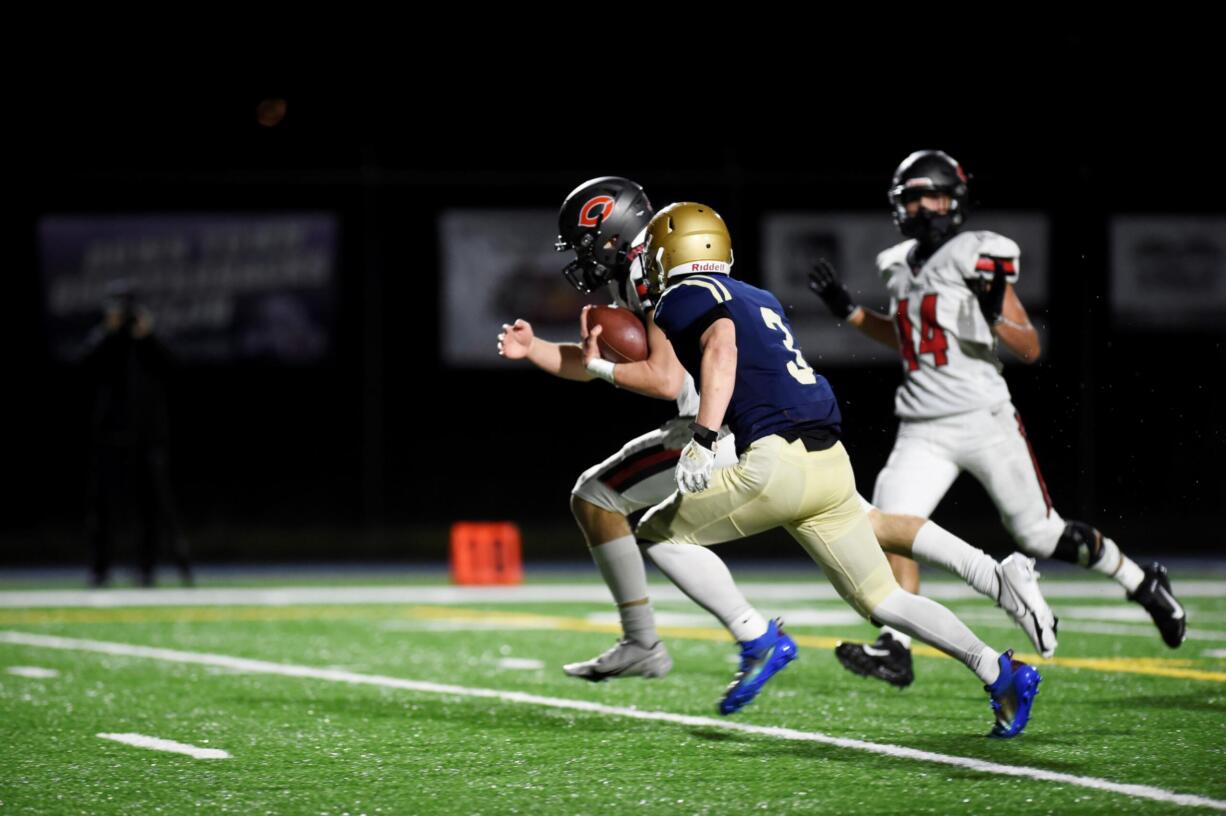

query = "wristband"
[[586, 357, 616, 384], [689, 421, 719, 449]]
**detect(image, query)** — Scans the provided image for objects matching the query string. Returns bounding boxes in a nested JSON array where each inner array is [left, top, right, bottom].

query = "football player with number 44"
[[808, 150, 1187, 686]]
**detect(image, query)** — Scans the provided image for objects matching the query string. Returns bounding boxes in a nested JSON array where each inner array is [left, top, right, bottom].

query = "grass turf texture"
[[1, 576, 1224, 814]]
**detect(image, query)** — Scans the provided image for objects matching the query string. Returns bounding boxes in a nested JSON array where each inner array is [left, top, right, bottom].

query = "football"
[[588, 305, 648, 363]]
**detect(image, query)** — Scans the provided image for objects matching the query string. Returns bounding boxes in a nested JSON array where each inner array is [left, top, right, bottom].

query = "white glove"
[[675, 439, 717, 494]]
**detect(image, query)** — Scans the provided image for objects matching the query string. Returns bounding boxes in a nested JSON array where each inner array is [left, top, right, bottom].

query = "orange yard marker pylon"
[[449, 522, 523, 585]]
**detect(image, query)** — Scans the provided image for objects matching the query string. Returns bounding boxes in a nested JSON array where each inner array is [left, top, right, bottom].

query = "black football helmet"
[[888, 150, 970, 248], [555, 176, 653, 293]]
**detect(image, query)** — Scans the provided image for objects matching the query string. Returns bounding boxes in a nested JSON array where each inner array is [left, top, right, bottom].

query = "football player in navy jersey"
[[631, 202, 1040, 736]]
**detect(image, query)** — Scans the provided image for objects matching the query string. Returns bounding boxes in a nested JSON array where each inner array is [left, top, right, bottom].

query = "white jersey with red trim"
[[876, 230, 1021, 419], [606, 227, 701, 417]]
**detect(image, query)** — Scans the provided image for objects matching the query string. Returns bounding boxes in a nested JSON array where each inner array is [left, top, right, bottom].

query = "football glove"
[[973, 260, 1009, 325], [807, 259, 858, 319], [676, 439, 716, 494]]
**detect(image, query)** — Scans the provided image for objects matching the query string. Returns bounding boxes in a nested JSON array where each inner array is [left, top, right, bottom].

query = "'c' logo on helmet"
[[578, 196, 615, 228]]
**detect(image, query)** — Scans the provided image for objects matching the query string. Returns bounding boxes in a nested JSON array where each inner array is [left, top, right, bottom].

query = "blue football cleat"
[[719, 619, 798, 715], [985, 650, 1041, 738]]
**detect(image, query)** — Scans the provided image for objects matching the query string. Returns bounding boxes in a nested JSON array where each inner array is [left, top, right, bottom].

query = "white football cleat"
[[997, 553, 1059, 659], [562, 639, 673, 682]]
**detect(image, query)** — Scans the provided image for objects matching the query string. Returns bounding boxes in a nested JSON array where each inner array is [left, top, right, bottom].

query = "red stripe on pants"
[[602, 449, 681, 491], [1014, 412, 1053, 517]]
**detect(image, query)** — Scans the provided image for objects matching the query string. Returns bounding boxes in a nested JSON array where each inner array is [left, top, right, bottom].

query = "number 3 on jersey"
[[896, 294, 949, 371], [760, 307, 817, 385]]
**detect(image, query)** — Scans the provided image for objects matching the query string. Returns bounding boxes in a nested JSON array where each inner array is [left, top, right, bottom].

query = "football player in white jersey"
[[808, 150, 1187, 685], [498, 176, 1057, 687]]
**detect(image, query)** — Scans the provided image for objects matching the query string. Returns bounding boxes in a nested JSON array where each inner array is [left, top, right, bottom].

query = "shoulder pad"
[[876, 240, 914, 276], [951, 231, 1021, 282], [973, 231, 1021, 260], [654, 276, 731, 335]]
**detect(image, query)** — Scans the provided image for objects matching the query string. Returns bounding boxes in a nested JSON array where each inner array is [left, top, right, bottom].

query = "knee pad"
[[1051, 520, 1103, 567]]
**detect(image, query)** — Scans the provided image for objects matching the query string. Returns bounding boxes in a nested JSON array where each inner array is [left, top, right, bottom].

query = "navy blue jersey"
[[653, 273, 841, 451]]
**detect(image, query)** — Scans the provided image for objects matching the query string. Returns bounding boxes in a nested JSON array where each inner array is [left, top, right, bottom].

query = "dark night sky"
[[6, 50, 1223, 562]]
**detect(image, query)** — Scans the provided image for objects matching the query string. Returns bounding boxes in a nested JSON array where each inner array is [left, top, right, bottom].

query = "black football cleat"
[[1128, 562, 1187, 648], [834, 633, 914, 688]]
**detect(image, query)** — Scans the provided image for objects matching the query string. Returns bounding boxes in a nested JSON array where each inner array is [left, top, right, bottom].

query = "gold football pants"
[[637, 436, 898, 617]]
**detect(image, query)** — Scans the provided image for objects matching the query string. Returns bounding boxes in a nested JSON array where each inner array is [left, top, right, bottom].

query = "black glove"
[[807, 259, 857, 319], [973, 260, 1009, 325]]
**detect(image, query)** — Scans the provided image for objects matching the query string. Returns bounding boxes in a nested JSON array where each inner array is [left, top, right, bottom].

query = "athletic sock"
[[643, 540, 769, 642], [911, 520, 1001, 603], [872, 588, 999, 685], [1092, 537, 1145, 593], [590, 534, 658, 646], [977, 646, 1003, 687], [618, 602, 658, 648]]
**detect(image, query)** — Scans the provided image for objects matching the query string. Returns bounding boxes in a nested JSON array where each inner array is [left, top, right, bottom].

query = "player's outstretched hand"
[[676, 439, 716, 494], [498, 319, 535, 359], [807, 259, 858, 319], [579, 305, 603, 367], [973, 262, 1008, 325]]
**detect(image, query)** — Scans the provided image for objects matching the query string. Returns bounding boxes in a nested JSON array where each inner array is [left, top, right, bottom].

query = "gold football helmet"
[[641, 202, 732, 297]]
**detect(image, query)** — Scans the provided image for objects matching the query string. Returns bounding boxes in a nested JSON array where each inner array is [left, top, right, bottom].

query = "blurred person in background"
[[82, 283, 193, 587]]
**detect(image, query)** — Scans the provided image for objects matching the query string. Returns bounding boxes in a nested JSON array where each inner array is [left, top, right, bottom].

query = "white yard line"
[[586, 610, 864, 627], [2, 580, 1225, 609], [951, 613, 1226, 642], [6, 666, 60, 678], [1052, 621, 1226, 642], [96, 732, 229, 759], [1054, 605, 1206, 623], [1, 630, 1222, 812], [497, 658, 544, 670]]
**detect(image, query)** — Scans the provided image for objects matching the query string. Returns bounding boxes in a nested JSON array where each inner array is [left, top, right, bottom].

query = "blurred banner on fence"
[[1110, 216, 1226, 330], [40, 214, 337, 363], [441, 209, 1052, 369], [440, 210, 601, 368]]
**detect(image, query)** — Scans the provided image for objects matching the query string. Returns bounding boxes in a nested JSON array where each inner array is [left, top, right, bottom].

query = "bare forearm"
[[993, 320, 1041, 363], [848, 307, 900, 349], [993, 285, 1041, 363], [696, 342, 736, 430], [526, 339, 593, 381], [611, 360, 682, 400], [607, 310, 687, 400]]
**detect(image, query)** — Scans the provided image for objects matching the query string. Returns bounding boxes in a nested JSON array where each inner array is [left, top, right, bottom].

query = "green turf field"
[[1, 571, 1224, 814]]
